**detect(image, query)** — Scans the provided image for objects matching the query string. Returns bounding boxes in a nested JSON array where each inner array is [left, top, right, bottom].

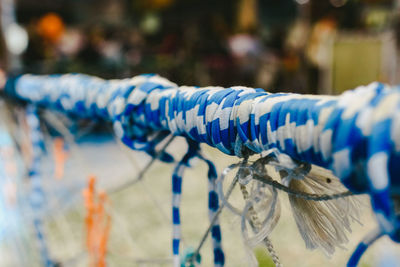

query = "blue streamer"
[[26, 105, 54, 267]]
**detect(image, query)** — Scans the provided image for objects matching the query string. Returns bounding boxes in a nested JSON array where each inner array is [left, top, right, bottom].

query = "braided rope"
[[239, 184, 282, 267], [5, 73, 400, 264]]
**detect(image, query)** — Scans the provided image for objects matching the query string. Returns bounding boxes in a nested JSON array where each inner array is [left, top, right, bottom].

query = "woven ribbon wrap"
[[7, 73, 400, 265]]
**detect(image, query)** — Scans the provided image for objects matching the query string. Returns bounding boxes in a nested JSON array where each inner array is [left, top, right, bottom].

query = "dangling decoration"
[[52, 137, 68, 180], [25, 105, 54, 267], [83, 176, 111, 267], [5, 72, 400, 266]]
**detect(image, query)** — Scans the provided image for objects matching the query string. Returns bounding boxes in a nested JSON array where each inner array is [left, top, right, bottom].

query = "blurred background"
[[2, 0, 400, 93], [1, 0, 400, 267]]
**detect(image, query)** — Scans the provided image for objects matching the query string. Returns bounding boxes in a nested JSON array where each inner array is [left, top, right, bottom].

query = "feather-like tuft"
[[287, 165, 361, 256]]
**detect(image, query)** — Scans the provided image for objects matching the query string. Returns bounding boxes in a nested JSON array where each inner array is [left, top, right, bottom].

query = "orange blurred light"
[[37, 13, 65, 44]]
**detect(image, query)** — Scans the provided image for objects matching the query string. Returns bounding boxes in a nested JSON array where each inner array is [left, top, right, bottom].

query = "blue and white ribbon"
[[6, 73, 400, 266], [171, 141, 197, 266], [198, 152, 225, 267], [26, 105, 54, 267]]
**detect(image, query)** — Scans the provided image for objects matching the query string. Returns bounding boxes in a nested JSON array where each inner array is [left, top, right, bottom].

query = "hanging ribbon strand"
[[83, 176, 111, 267], [52, 137, 68, 180], [25, 105, 54, 267], [4, 73, 400, 265]]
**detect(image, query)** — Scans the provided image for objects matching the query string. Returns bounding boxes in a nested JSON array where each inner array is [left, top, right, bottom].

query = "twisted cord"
[[252, 172, 353, 201], [239, 184, 282, 267]]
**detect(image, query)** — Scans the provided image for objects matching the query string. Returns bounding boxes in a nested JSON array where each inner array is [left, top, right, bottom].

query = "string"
[[44, 108, 172, 264], [239, 184, 282, 267], [216, 163, 246, 216], [109, 135, 175, 194], [252, 171, 353, 201]]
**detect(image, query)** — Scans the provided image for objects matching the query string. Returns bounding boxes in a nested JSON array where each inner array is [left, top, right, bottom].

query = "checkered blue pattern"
[[7, 73, 400, 266], [25, 105, 54, 267]]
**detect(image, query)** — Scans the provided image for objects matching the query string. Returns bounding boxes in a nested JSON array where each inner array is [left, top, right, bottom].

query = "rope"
[[239, 184, 282, 267], [5, 73, 400, 265], [252, 172, 353, 201]]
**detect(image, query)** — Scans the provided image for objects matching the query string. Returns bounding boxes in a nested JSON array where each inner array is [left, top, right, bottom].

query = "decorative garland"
[[5, 73, 400, 266]]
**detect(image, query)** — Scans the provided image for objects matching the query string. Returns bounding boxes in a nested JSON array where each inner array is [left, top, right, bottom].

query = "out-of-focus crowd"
[[12, 0, 399, 93]]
